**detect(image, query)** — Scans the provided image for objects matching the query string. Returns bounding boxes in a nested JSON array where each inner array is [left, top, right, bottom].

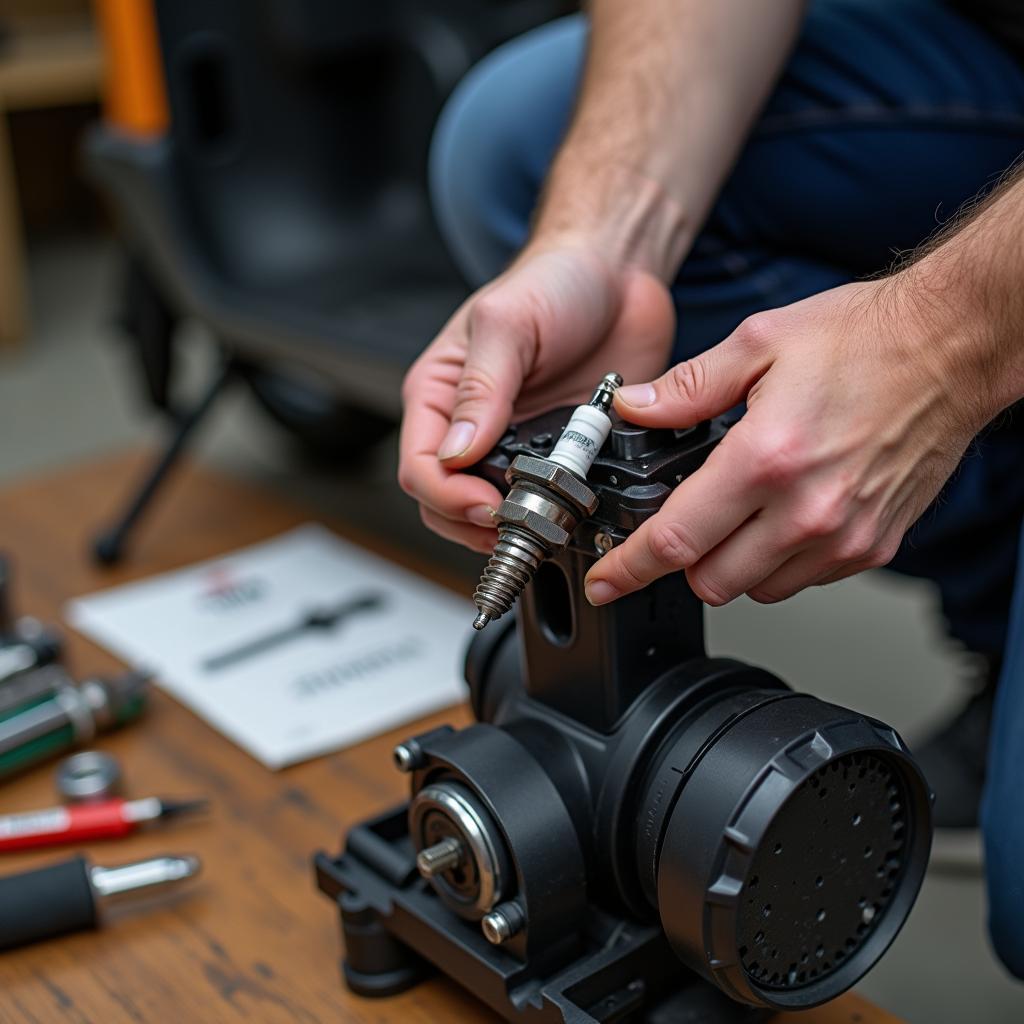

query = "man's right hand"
[[398, 243, 675, 553]]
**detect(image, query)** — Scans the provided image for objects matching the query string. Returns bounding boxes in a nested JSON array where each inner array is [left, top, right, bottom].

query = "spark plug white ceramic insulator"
[[548, 405, 615, 478], [547, 371, 623, 479]]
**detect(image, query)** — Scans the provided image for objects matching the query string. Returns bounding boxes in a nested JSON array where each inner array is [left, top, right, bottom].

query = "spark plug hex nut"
[[505, 455, 598, 516], [494, 501, 573, 550]]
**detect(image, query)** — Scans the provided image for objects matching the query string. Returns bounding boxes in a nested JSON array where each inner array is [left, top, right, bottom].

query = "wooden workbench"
[[0, 452, 901, 1023]]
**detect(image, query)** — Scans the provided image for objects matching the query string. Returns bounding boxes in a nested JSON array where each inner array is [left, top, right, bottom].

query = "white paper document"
[[67, 524, 474, 769]]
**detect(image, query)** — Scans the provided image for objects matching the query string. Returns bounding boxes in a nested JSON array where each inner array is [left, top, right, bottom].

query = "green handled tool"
[[0, 665, 76, 719], [0, 670, 149, 780]]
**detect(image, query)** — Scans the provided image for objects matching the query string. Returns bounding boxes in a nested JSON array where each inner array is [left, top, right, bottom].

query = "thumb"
[[614, 321, 776, 428], [437, 297, 533, 466]]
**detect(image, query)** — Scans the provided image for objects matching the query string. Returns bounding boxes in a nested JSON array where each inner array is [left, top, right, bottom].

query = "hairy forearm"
[[532, 0, 806, 278], [890, 166, 1024, 428]]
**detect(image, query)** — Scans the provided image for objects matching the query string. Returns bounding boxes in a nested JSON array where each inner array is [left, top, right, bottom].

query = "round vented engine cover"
[[656, 693, 932, 1009]]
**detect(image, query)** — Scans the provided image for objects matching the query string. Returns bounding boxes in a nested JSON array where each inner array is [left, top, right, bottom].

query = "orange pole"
[[92, 0, 169, 136]]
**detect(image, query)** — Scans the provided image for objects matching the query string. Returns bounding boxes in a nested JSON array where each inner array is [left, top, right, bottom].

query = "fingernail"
[[438, 421, 476, 460], [616, 383, 656, 408], [585, 579, 620, 606], [466, 505, 496, 527]]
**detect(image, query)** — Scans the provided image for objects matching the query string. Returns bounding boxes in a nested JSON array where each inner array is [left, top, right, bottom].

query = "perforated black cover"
[[655, 695, 931, 1010]]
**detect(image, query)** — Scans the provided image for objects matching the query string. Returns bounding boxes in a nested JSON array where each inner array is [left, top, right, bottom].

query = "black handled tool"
[[0, 554, 62, 684], [0, 852, 201, 950]]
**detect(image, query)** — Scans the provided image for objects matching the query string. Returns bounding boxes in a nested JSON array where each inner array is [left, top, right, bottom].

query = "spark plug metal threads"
[[472, 373, 622, 630], [473, 528, 549, 630]]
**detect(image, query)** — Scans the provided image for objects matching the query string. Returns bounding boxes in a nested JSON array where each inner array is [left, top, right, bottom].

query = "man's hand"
[[584, 277, 991, 607], [398, 244, 674, 552]]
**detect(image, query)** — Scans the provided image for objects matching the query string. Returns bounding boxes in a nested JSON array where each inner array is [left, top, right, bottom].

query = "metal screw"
[[594, 532, 614, 555], [393, 741, 422, 773], [481, 902, 524, 945], [416, 837, 464, 878]]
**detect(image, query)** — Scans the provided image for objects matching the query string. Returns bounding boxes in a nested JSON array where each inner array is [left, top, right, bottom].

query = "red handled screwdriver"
[[0, 797, 208, 852]]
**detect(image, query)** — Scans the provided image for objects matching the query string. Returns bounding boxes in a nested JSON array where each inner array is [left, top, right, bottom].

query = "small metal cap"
[[589, 371, 624, 412], [56, 750, 122, 803], [472, 612, 491, 631], [481, 902, 524, 945]]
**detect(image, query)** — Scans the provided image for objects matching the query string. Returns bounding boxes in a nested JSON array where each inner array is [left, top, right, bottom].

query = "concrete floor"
[[2, 237, 1022, 1023]]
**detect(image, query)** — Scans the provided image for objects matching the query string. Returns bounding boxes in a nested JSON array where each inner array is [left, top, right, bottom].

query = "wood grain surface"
[[0, 452, 903, 1024]]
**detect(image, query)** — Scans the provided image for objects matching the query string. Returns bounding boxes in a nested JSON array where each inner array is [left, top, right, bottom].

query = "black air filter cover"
[[655, 693, 931, 1009]]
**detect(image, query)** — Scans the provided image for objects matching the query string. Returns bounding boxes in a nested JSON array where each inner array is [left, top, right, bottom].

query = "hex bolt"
[[416, 837, 464, 879], [393, 740, 423, 773], [481, 901, 525, 945]]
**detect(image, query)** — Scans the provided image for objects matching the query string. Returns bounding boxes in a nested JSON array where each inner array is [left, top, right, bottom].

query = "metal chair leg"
[[92, 358, 239, 565]]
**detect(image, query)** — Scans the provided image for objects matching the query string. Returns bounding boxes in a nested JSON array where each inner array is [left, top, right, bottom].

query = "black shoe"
[[913, 658, 999, 831]]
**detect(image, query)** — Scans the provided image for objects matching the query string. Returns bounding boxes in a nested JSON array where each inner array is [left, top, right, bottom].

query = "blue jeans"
[[429, 0, 1024, 979]]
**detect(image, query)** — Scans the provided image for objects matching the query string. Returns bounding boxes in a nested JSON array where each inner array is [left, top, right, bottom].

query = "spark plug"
[[472, 372, 622, 630]]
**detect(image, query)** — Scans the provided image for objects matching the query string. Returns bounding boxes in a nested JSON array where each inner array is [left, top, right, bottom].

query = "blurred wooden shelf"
[[0, 22, 103, 108], [0, 16, 104, 348]]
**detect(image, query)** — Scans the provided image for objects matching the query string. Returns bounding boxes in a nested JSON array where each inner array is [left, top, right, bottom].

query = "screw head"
[[594, 532, 614, 555], [481, 909, 517, 944], [393, 742, 421, 772], [481, 912, 509, 944]]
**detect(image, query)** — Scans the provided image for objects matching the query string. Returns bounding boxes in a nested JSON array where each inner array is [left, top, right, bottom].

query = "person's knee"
[[429, 15, 587, 286], [429, 67, 512, 285]]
